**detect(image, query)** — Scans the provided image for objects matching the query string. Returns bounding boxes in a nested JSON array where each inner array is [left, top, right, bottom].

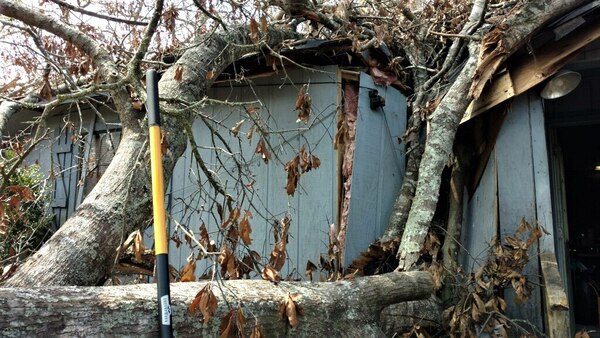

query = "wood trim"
[[340, 70, 359, 82], [335, 68, 345, 230], [540, 252, 570, 338], [462, 19, 600, 124]]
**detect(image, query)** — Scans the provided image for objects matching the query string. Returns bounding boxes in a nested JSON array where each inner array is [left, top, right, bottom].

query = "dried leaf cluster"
[[295, 84, 311, 124], [189, 284, 218, 324], [219, 307, 246, 338], [254, 138, 272, 164], [445, 219, 544, 337], [284, 145, 321, 196], [261, 216, 290, 282], [279, 293, 303, 329]]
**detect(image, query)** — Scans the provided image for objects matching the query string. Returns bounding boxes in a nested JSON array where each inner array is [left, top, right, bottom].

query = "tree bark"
[[396, 48, 479, 270], [380, 144, 423, 244], [379, 296, 442, 336], [0, 271, 432, 337]]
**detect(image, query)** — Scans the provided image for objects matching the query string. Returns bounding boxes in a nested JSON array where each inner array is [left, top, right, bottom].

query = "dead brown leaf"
[[239, 211, 253, 246], [174, 65, 183, 82], [218, 245, 239, 279], [206, 70, 215, 80], [261, 265, 281, 282], [284, 155, 300, 196], [221, 207, 241, 229], [132, 229, 145, 262], [160, 130, 169, 156], [299, 146, 321, 173], [295, 84, 311, 124], [38, 79, 52, 101], [279, 294, 302, 328], [575, 330, 591, 338], [220, 307, 246, 338], [199, 223, 209, 247], [0, 74, 20, 93], [239, 251, 259, 277], [231, 119, 245, 137], [249, 18, 259, 43], [247, 124, 256, 143], [255, 138, 271, 164], [305, 260, 317, 281], [250, 324, 265, 338], [189, 284, 218, 324], [180, 259, 196, 282]]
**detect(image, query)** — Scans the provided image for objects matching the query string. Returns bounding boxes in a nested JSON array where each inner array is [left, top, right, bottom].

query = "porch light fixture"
[[595, 165, 600, 171], [540, 70, 581, 99]]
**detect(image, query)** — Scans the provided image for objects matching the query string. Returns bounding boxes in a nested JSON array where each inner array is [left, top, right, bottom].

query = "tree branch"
[[126, 0, 165, 83], [47, 0, 148, 26], [0, 0, 118, 80]]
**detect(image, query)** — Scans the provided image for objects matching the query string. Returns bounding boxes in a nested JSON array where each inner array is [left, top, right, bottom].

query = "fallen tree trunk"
[[379, 296, 442, 336], [0, 271, 432, 337]]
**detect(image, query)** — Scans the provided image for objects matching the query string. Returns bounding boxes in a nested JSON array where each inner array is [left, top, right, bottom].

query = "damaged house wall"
[[5, 64, 408, 278]]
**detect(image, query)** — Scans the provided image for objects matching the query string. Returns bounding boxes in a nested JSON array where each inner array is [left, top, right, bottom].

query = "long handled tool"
[[146, 69, 173, 338]]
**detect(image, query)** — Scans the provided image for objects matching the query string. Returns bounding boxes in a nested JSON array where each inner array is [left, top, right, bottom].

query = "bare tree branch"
[[47, 0, 148, 26]]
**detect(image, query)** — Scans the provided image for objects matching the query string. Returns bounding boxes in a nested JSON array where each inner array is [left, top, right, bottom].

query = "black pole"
[[146, 69, 173, 338]]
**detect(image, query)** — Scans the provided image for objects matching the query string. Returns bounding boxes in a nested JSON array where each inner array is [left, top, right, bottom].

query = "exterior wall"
[[165, 66, 340, 278], [163, 67, 408, 277], [12, 66, 407, 282], [460, 93, 553, 331], [14, 102, 120, 228]]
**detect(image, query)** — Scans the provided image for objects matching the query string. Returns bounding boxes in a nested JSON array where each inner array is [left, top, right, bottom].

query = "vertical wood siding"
[[461, 93, 553, 331], [344, 73, 407, 266], [165, 66, 339, 278]]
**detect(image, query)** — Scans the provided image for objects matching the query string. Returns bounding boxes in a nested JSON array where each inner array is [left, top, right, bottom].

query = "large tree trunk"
[[0, 271, 432, 337]]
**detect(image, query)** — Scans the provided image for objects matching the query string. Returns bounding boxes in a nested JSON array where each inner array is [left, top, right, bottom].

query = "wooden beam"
[[540, 252, 570, 338], [461, 19, 600, 124]]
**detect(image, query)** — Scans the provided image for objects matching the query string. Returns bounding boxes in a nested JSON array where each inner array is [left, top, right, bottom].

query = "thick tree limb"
[[379, 296, 442, 336], [396, 44, 480, 271], [380, 144, 423, 244], [382, 1, 482, 244], [0, 271, 432, 337]]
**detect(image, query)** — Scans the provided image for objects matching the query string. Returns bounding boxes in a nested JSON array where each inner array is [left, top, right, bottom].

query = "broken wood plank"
[[462, 19, 600, 124], [540, 252, 570, 338]]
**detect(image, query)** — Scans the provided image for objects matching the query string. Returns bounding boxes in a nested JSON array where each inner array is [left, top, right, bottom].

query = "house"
[[2, 41, 407, 279], [8, 2, 600, 335]]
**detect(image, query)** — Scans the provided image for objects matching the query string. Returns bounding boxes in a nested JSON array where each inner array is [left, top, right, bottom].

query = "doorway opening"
[[552, 124, 600, 332]]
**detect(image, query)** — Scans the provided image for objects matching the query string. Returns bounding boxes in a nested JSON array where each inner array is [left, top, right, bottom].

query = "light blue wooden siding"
[[344, 73, 407, 266], [166, 66, 339, 277], [529, 96, 556, 254], [460, 151, 498, 271], [461, 92, 550, 330], [495, 93, 543, 330]]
